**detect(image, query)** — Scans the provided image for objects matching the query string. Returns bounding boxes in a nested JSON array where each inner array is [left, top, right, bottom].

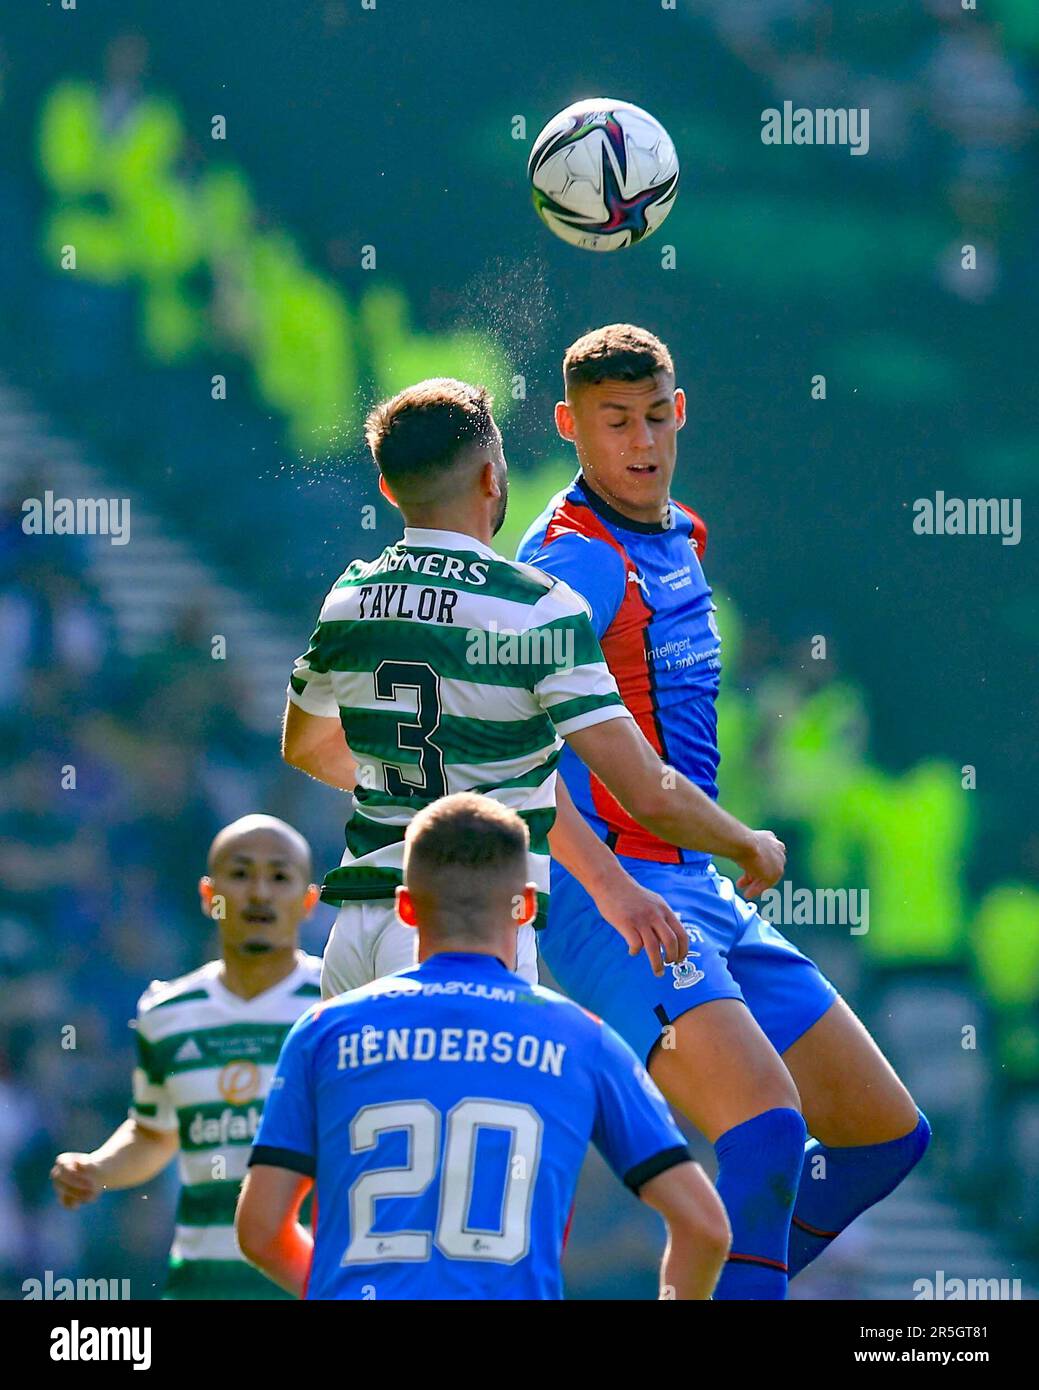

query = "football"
[[527, 98, 679, 251]]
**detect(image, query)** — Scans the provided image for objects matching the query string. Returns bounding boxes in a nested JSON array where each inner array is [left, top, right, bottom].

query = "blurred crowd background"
[[1, 1, 1037, 1299]]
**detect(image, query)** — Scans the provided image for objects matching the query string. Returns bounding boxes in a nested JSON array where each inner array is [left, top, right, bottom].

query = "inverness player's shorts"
[[321, 901, 539, 999], [542, 858, 838, 1067]]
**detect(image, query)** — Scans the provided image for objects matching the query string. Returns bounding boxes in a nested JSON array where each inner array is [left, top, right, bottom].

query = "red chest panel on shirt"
[[543, 497, 713, 863]]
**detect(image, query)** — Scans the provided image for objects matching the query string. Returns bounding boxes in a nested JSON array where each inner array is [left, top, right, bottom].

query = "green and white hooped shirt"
[[129, 954, 322, 1299], [288, 527, 631, 928]]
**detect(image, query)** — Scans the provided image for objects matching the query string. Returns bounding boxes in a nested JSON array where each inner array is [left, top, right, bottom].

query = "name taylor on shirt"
[[355, 549, 494, 625], [357, 583, 460, 623]]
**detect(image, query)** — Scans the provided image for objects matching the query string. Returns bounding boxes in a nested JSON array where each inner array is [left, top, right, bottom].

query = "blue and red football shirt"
[[518, 474, 721, 866]]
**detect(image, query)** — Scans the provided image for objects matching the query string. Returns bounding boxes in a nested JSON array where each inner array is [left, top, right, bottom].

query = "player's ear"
[[480, 458, 503, 501], [673, 387, 686, 432], [378, 474, 399, 508], [395, 885, 418, 929], [555, 400, 576, 443]]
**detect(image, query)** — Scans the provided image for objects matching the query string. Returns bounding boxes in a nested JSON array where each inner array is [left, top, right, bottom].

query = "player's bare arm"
[[50, 1118, 179, 1209], [639, 1160, 731, 1300], [283, 699, 690, 974], [236, 1165, 314, 1298], [565, 717, 786, 897], [549, 779, 688, 975], [281, 699, 358, 792]]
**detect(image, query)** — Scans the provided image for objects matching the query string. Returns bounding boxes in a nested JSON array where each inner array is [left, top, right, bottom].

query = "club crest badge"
[[670, 952, 704, 989]]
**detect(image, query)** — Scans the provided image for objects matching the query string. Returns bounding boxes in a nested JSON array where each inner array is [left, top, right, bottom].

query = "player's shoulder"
[[516, 482, 576, 559], [519, 482, 626, 560], [523, 986, 652, 1076], [517, 982, 611, 1043], [672, 497, 707, 526], [486, 552, 558, 598], [520, 981, 582, 1012], [533, 527, 627, 576], [286, 953, 324, 1005], [526, 571, 597, 626], [295, 952, 324, 985], [303, 969, 420, 1022], [519, 490, 630, 604], [135, 960, 222, 1028], [316, 551, 388, 613], [247, 954, 344, 1032], [479, 548, 599, 626], [477, 546, 600, 628], [671, 499, 708, 557], [526, 993, 661, 1103]]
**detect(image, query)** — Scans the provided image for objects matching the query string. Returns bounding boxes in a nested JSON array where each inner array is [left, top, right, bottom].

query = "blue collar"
[[419, 951, 512, 972], [576, 474, 676, 535]]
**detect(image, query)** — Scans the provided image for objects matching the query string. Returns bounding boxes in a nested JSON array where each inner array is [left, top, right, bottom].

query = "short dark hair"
[[364, 378, 497, 495], [563, 323, 674, 392], [404, 792, 528, 880]]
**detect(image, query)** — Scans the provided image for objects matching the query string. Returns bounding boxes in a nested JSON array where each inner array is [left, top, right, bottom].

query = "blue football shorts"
[[541, 857, 838, 1068]]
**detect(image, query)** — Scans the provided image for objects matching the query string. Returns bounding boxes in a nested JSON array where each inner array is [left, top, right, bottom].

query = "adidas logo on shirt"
[[174, 1038, 203, 1063]]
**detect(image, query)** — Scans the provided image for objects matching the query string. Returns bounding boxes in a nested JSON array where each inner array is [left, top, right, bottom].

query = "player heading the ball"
[[517, 323, 930, 1299], [282, 377, 786, 999], [237, 792, 730, 1299]]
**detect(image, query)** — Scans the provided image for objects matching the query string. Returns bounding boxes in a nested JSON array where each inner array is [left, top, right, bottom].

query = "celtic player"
[[282, 378, 785, 998], [49, 815, 323, 1300]]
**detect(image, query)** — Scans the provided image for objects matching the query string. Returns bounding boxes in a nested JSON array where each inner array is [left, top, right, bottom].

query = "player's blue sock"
[[788, 1110, 931, 1278], [712, 1107, 807, 1300]]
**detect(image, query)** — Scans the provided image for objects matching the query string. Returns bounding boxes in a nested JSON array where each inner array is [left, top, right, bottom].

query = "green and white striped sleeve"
[[527, 578, 632, 737], [129, 989, 177, 1133], [287, 620, 339, 718]]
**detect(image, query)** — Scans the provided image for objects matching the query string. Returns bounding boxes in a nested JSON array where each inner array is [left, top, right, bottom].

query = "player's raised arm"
[[548, 778, 688, 974], [564, 716, 786, 897]]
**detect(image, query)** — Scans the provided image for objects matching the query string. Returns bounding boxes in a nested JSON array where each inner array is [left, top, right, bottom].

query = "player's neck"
[[400, 504, 493, 548], [579, 472, 670, 529], [417, 941, 511, 969], [219, 946, 299, 1001]]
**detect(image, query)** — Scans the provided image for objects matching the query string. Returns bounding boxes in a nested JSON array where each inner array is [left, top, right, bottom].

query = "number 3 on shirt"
[[373, 660, 447, 800], [343, 1099, 544, 1264]]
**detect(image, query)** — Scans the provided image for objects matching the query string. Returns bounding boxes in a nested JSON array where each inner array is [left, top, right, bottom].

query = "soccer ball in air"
[[528, 98, 679, 252]]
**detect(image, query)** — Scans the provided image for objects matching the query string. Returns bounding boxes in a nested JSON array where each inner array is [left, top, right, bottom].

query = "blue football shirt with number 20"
[[250, 951, 690, 1299]]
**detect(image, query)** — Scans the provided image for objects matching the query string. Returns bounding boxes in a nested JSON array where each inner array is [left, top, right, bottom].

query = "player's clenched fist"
[[735, 830, 786, 900], [50, 1153, 103, 1209]]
